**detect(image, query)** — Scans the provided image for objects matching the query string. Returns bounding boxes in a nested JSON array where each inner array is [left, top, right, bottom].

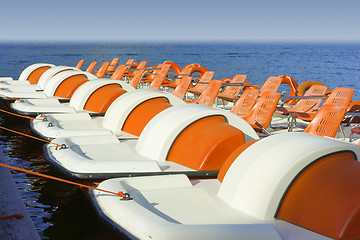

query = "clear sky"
[[1, 0, 359, 42]]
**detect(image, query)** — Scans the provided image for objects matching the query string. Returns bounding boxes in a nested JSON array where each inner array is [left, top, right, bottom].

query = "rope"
[[0, 126, 63, 150], [0, 162, 129, 199], [0, 108, 44, 120], [0, 93, 21, 102]]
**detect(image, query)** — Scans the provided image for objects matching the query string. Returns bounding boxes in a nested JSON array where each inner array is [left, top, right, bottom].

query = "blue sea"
[[0, 42, 359, 239]]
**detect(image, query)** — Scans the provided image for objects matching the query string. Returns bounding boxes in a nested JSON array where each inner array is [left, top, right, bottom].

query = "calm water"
[[0, 42, 360, 239]]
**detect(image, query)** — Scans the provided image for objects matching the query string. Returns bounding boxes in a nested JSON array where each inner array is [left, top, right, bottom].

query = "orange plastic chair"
[[217, 75, 248, 102], [75, 60, 84, 69], [243, 91, 281, 132], [110, 59, 135, 80], [140, 64, 164, 84], [106, 57, 119, 75], [148, 64, 171, 90], [276, 85, 329, 115], [187, 71, 215, 95], [259, 76, 282, 94], [185, 80, 223, 107], [94, 62, 110, 78], [85, 62, 97, 73], [304, 105, 347, 138], [162, 65, 196, 89], [171, 76, 193, 99], [230, 88, 260, 118], [128, 61, 148, 88], [292, 87, 354, 122]]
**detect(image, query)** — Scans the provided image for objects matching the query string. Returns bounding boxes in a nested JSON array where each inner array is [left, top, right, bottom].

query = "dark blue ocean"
[[0, 42, 359, 239]]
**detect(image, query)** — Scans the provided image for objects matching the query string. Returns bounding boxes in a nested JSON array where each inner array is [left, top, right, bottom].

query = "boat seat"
[[277, 151, 360, 240], [243, 91, 281, 131], [259, 76, 282, 94], [230, 88, 260, 118], [187, 71, 215, 95], [185, 80, 223, 107], [217, 74, 247, 102]]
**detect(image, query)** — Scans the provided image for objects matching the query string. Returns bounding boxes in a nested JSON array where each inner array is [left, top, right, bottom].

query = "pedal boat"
[[31, 88, 185, 140], [43, 103, 258, 179], [0, 68, 97, 101], [90, 132, 360, 240], [11, 78, 135, 116]]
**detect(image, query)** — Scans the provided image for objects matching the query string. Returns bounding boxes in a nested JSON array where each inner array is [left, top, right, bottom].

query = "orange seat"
[[230, 88, 260, 118], [161, 64, 196, 89], [292, 87, 354, 122], [185, 80, 223, 107], [75, 59, 84, 70], [276, 85, 328, 115], [304, 105, 347, 138], [243, 91, 281, 131], [94, 62, 110, 78], [171, 76, 193, 100], [167, 115, 245, 171], [27, 65, 52, 84], [148, 64, 171, 90], [110, 59, 135, 80], [106, 57, 119, 75], [187, 71, 215, 95], [277, 151, 360, 240], [85, 61, 97, 73], [217, 75, 247, 102], [127, 61, 148, 88], [259, 76, 282, 94]]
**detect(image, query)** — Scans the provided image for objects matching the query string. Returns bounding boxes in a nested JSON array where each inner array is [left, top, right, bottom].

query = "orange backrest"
[[323, 87, 354, 107], [106, 58, 119, 74], [141, 64, 164, 83], [259, 76, 282, 94], [219, 75, 247, 97], [189, 71, 215, 93], [230, 88, 260, 118], [172, 76, 193, 99], [86, 62, 97, 73], [54, 75, 89, 98], [148, 64, 171, 90], [192, 80, 223, 106], [129, 61, 147, 88], [244, 91, 281, 130], [110, 59, 135, 80], [288, 85, 328, 113], [167, 116, 245, 171], [83, 84, 127, 113], [122, 97, 172, 136], [277, 151, 360, 240], [75, 60, 84, 69], [27, 66, 52, 84], [95, 62, 110, 78], [304, 105, 347, 138]]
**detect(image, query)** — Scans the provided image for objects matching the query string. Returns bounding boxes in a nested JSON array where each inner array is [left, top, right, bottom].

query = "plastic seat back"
[[188, 71, 215, 95], [259, 76, 282, 94], [106, 57, 119, 74], [323, 87, 354, 107], [230, 88, 260, 118], [218, 75, 247, 101], [287, 85, 328, 112], [148, 64, 171, 90], [189, 80, 223, 106], [129, 61, 147, 88], [172, 76, 193, 99], [75, 59, 84, 69], [94, 62, 110, 78], [244, 91, 281, 130], [86, 61, 97, 73], [304, 105, 347, 138]]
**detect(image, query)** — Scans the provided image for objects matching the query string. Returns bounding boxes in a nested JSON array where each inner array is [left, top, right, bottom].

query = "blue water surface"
[[0, 41, 359, 239]]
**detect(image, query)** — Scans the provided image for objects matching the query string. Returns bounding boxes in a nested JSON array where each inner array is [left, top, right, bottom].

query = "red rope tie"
[[0, 162, 130, 199], [0, 214, 24, 220]]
